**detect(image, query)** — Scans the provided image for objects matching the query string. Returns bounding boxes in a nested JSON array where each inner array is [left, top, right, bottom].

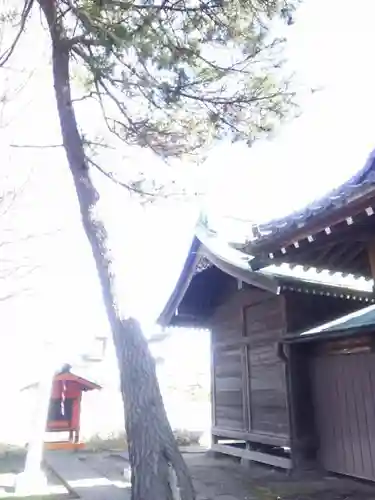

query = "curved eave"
[[198, 227, 279, 296], [157, 227, 279, 327], [157, 236, 202, 327]]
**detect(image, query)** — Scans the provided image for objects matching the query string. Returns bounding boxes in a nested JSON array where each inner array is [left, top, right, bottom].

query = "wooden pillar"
[[367, 242, 375, 288], [286, 343, 319, 473], [210, 328, 216, 447]]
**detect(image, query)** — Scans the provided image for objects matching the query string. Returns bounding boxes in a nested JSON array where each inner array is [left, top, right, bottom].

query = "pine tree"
[[0, 1, 297, 499]]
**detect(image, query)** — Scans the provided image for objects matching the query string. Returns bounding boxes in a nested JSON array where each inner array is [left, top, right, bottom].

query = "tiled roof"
[[247, 148, 375, 245], [157, 226, 374, 327]]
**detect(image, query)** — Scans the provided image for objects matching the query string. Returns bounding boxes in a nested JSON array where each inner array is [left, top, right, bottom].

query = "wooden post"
[[16, 342, 56, 495], [286, 343, 318, 473], [367, 242, 375, 286]]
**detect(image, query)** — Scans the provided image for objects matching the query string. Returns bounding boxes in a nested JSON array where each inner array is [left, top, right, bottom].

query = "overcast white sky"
[[0, 0, 375, 390]]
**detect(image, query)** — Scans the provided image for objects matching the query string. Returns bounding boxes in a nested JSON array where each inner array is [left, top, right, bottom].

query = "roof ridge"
[[255, 147, 375, 233]]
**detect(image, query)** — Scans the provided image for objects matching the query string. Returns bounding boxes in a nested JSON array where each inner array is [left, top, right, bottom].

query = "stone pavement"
[[44, 451, 130, 500]]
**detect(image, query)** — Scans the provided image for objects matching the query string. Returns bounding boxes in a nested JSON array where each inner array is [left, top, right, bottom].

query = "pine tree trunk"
[[38, 3, 195, 500]]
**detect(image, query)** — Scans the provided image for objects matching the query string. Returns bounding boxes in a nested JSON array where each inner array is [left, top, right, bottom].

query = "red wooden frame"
[[24, 369, 101, 445]]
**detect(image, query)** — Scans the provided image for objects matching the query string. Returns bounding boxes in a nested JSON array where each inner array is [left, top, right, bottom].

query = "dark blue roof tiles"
[[251, 147, 375, 239]]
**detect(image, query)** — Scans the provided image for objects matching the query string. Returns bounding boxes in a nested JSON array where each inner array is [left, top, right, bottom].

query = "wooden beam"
[[281, 278, 373, 301], [210, 330, 217, 428], [247, 194, 375, 256], [333, 244, 364, 271], [200, 246, 280, 294], [212, 427, 289, 447], [253, 246, 371, 279], [313, 243, 338, 267], [241, 341, 250, 433], [251, 224, 375, 272], [44, 442, 84, 451], [213, 336, 254, 349], [211, 444, 292, 470], [367, 241, 375, 280], [323, 243, 353, 269]]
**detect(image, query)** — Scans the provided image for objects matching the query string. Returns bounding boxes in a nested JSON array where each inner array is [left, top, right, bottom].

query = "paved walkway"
[[44, 451, 130, 500]]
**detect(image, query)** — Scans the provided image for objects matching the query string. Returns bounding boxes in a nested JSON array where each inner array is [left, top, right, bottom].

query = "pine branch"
[[114, 0, 221, 13]]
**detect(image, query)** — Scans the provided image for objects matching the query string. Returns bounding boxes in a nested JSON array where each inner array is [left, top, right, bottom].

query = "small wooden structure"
[[23, 365, 101, 450], [215, 149, 375, 479], [166, 264, 373, 470]]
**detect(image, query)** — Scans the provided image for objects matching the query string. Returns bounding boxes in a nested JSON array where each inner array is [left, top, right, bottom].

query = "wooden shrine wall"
[[210, 287, 290, 448], [243, 293, 289, 440]]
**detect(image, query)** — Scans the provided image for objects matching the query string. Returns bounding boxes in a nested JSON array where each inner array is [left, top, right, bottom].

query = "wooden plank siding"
[[213, 345, 246, 430], [210, 287, 291, 448], [311, 349, 375, 481], [283, 290, 369, 471], [244, 295, 289, 438], [210, 287, 250, 432]]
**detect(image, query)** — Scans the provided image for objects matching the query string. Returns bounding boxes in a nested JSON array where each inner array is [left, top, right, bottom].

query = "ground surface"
[[47, 448, 375, 500], [3, 448, 375, 499], [0, 450, 70, 498], [184, 452, 375, 500]]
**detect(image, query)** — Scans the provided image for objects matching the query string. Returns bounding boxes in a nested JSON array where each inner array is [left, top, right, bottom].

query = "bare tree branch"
[[87, 156, 158, 197], [10, 143, 64, 149], [87, 155, 192, 199], [0, 0, 34, 68]]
